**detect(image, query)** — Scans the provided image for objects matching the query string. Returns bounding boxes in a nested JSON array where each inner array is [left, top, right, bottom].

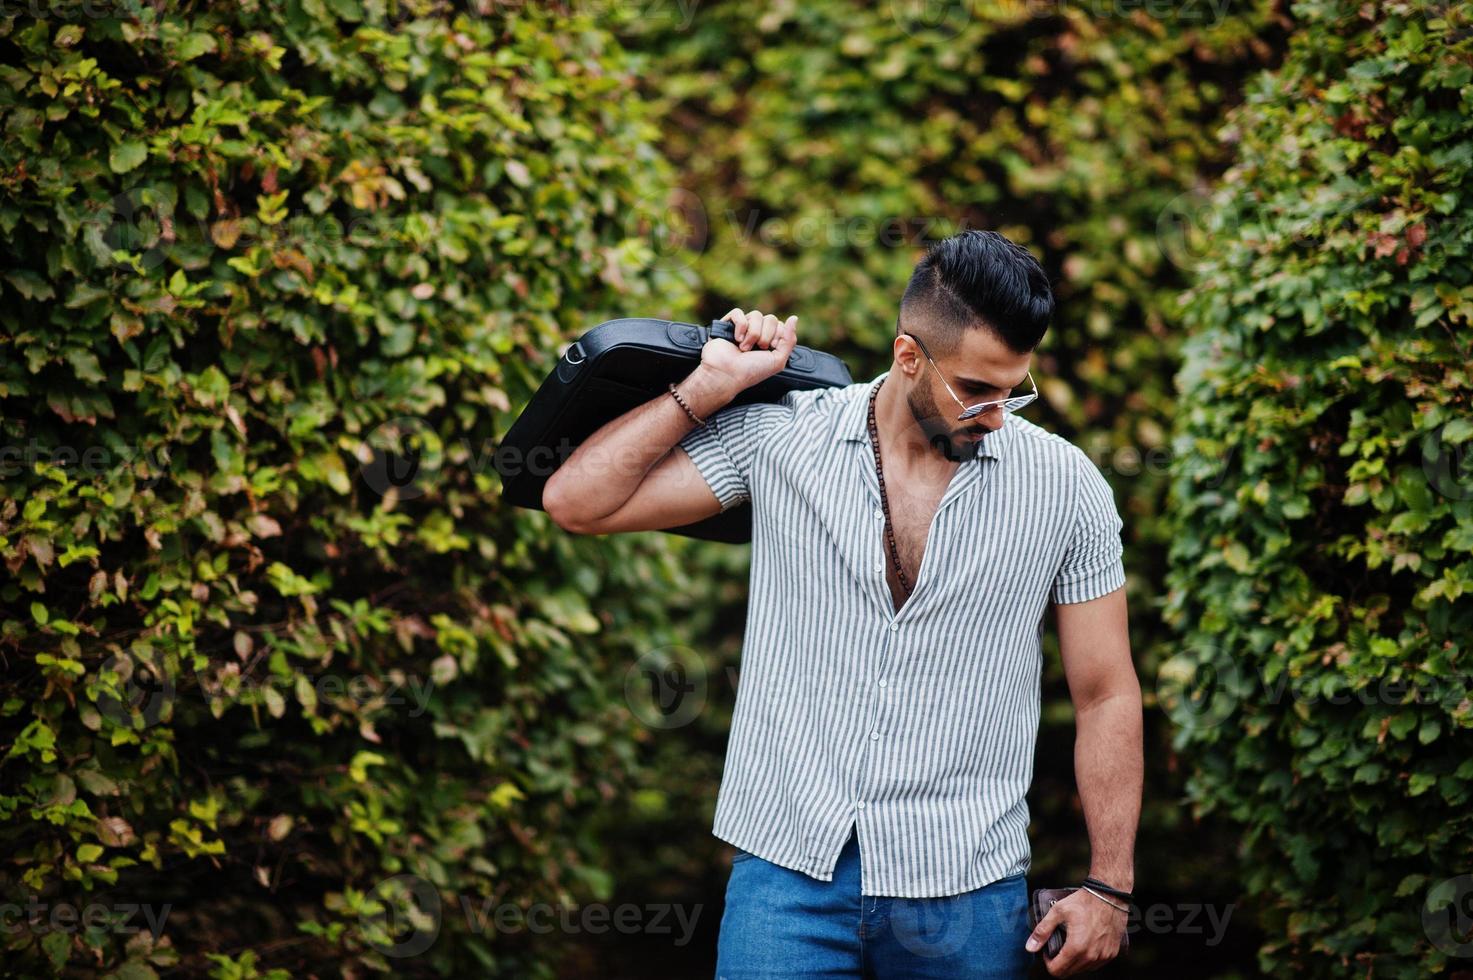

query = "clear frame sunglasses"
[[901, 331, 1038, 421]]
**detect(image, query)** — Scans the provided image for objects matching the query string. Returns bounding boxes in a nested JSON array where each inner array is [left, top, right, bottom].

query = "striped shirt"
[[675, 368, 1127, 898]]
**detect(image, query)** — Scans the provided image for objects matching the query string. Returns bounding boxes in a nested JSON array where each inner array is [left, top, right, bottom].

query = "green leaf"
[[109, 139, 147, 174], [175, 32, 218, 61], [489, 781, 525, 809], [41, 931, 70, 970], [1442, 418, 1473, 444]]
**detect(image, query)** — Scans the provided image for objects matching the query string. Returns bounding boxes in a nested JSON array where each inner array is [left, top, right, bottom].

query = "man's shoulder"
[[778, 378, 868, 415], [698, 379, 859, 449], [1003, 415, 1100, 474]]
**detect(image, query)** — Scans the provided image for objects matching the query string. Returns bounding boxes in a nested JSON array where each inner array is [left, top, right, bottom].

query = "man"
[[542, 229, 1141, 978]]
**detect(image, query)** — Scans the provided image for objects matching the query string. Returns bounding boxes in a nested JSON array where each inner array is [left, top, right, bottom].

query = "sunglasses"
[[902, 330, 1038, 421]]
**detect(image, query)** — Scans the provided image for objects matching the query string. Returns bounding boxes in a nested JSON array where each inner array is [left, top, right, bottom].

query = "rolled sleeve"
[[1050, 449, 1126, 604], [676, 397, 795, 513]]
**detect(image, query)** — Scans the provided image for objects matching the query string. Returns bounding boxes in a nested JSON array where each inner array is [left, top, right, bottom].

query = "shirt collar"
[[838, 369, 1011, 462]]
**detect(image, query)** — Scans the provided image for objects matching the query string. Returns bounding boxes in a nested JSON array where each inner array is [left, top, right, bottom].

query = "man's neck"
[[875, 374, 972, 485]]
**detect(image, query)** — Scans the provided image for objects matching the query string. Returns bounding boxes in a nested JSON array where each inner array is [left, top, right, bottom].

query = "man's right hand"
[[697, 308, 798, 399]]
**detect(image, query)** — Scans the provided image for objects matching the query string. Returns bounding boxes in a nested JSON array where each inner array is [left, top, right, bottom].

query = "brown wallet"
[[1027, 887, 1131, 960]]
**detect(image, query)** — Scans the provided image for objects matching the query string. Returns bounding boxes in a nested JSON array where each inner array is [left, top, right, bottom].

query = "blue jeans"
[[715, 826, 1033, 979]]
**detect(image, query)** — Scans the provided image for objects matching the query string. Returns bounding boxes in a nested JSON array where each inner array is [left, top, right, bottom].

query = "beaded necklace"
[[867, 377, 913, 599]]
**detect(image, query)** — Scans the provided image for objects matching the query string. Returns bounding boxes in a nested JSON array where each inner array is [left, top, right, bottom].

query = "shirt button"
[[874, 561, 884, 573], [869, 731, 880, 740], [878, 679, 888, 688], [856, 801, 867, 809], [889, 622, 899, 632], [874, 510, 884, 521]]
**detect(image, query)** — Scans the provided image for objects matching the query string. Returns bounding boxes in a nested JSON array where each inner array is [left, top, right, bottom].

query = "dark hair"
[[896, 230, 1054, 356]]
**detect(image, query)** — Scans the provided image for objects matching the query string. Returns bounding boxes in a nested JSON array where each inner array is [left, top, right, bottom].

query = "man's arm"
[[542, 363, 731, 535], [1026, 587, 1142, 976], [1060, 588, 1141, 892], [541, 308, 797, 535]]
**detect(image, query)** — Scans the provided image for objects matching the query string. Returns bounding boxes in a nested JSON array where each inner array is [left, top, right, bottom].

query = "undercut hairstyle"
[[896, 230, 1054, 357]]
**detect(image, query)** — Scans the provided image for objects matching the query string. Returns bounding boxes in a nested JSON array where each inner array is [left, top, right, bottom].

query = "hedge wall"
[[0, 2, 696, 976], [612, 5, 1286, 970], [1164, 2, 1473, 975]]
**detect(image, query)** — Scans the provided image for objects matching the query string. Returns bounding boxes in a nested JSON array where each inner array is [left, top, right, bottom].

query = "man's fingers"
[[724, 308, 747, 344], [1043, 925, 1088, 977], [771, 317, 796, 363], [773, 315, 797, 358], [1026, 904, 1063, 954], [742, 310, 764, 349], [759, 313, 780, 348], [1045, 942, 1082, 977], [722, 309, 798, 359]]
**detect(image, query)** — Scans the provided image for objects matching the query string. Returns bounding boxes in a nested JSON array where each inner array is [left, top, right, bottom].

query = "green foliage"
[[0, 1, 695, 975], [1164, 2, 1473, 975]]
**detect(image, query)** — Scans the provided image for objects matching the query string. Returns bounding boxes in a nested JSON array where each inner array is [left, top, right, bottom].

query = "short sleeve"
[[676, 397, 795, 513], [1050, 450, 1126, 604]]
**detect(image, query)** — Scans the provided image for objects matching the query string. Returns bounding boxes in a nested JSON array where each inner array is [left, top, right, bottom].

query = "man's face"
[[901, 326, 1033, 463]]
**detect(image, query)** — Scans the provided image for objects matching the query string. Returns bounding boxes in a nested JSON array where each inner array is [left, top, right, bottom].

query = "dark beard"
[[906, 383, 981, 464]]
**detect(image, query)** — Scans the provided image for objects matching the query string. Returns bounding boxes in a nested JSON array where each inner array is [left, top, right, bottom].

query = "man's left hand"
[[1024, 888, 1127, 976]]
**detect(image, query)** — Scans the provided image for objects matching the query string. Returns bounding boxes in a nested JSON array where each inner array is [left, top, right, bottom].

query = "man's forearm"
[[541, 364, 734, 525], [1074, 690, 1143, 891]]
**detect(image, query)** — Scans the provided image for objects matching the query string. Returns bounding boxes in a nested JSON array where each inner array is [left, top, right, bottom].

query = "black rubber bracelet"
[[1083, 877, 1134, 902]]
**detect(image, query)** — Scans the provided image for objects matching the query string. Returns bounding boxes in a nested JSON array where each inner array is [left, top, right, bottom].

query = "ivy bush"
[[0, 1, 696, 976], [1164, 2, 1473, 975]]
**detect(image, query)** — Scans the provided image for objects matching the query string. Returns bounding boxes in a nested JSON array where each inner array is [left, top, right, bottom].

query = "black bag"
[[495, 317, 853, 543]]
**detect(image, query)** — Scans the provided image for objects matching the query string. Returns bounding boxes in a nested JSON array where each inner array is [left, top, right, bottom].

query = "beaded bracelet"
[[668, 381, 709, 428]]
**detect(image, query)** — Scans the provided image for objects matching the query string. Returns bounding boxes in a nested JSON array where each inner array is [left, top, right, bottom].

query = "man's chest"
[[880, 477, 951, 612], [757, 439, 1074, 619]]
